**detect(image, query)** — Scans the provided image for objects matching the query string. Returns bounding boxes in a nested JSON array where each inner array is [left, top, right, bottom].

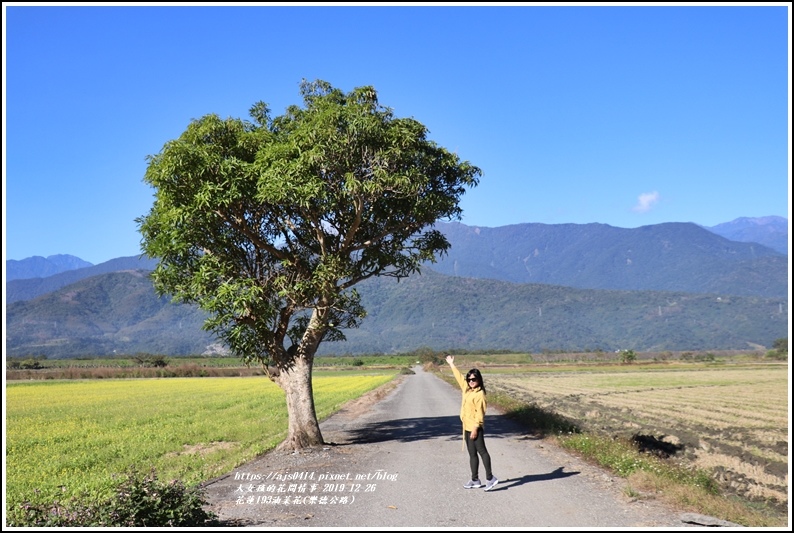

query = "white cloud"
[[632, 191, 660, 213]]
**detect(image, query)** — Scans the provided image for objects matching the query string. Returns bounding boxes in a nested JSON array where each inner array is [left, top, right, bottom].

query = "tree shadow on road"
[[484, 467, 580, 492], [341, 413, 533, 444]]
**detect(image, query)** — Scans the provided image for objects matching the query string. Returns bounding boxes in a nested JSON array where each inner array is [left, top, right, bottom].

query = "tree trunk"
[[274, 348, 324, 451]]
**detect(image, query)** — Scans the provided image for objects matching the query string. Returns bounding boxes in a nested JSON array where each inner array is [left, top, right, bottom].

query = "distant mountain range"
[[6, 256, 159, 304], [5, 215, 788, 284], [5, 254, 93, 281], [704, 216, 788, 255], [4, 217, 789, 357], [429, 220, 787, 298], [5, 267, 787, 358], [6, 270, 216, 357]]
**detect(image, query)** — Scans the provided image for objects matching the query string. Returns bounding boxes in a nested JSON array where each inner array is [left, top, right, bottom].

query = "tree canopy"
[[137, 79, 481, 448]]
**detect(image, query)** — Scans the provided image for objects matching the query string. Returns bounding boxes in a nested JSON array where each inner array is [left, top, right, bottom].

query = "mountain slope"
[[6, 268, 787, 358], [6, 270, 215, 357], [333, 269, 787, 354], [428, 221, 787, 298], [6, 255, 159, 304]]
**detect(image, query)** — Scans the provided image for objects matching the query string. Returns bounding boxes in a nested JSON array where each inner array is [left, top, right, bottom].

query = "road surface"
[[202, 365, 696, 528]]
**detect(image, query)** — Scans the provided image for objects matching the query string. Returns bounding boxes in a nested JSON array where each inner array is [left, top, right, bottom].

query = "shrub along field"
[[5, 354, 419, 380], [5, 371, 398, 523]]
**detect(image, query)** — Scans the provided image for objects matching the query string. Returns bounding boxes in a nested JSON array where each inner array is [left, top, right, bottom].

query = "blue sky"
[[3, 3, 791, 265]]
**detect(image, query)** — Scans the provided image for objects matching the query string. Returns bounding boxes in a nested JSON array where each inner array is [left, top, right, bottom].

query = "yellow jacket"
[[450, 364, 486, 432]]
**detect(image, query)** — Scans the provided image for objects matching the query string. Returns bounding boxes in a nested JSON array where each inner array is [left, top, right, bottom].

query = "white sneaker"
[[463, 479, 482, 489], [483, 477, 499, 491]]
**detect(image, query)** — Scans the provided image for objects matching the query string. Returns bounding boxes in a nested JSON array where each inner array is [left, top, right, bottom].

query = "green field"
[[5, 372, 398, 514]]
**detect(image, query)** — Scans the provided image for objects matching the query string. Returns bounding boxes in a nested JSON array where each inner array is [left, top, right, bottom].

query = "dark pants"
[[464, 428, 493, 481]]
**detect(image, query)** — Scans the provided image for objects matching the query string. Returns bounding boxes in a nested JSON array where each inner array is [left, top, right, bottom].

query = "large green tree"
[[137, 79, 481, 450]]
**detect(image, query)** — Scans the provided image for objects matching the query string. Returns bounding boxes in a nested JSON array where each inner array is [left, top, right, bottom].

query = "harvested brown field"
[[484, 362, 789, 514]]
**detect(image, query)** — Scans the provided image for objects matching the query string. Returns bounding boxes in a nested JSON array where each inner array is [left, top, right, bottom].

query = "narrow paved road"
[[202, 366, 691, 527]]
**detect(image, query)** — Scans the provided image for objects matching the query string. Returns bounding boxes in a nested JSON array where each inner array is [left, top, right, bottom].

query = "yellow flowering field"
[[5, 373, 396, 512]]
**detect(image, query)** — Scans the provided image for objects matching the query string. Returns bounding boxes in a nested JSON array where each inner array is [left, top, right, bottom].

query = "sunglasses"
[[467, 377, 478, 382]]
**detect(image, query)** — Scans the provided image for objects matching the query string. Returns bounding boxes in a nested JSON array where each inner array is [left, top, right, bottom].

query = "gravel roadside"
[[201, 366, 702, 528]]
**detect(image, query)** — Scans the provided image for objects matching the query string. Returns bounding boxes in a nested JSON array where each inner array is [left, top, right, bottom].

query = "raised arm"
[[446, 355, 466, 391]]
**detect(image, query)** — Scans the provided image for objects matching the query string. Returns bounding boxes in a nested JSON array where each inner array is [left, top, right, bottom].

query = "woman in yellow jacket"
[[446, 355, 499, 491]]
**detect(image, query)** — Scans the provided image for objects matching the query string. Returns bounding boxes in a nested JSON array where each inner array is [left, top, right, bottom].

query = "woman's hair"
[[465, 368, 486, 394]]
